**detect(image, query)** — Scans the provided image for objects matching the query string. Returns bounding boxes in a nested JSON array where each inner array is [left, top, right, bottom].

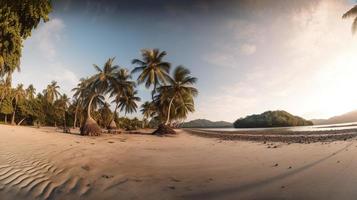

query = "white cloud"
[[240, 43, 256, 55], [27, 18, 65, 60], [193, 0, 357, 121]]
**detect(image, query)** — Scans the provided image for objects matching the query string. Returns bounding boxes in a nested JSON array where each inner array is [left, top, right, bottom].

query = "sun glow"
[[309, 50, 357, 118]]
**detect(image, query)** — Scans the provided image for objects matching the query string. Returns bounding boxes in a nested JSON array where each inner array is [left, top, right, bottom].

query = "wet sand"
[[1, 125, 357, 199]]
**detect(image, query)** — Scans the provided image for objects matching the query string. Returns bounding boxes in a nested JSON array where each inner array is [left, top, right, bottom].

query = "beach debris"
[[108, 141, 115, 144], [273, 163, 279, 167], [81, 165, 90, 171], [102, 174, 114, 179], [170, 177, 181, 182], [288, 166, 292, 169], [168, 186, 176, 190], [152, 124, 176, 135], [281, 186, 285, 189], [337, 161, 340, 163]]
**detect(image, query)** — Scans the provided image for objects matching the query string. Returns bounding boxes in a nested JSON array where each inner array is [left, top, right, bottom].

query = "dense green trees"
[[0, 49, 198, 136], [233, 110, 313, 128], [0, 0, 52, 78]]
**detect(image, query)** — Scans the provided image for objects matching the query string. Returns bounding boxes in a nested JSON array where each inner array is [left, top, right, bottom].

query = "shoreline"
[[186, 128, 357, 143]]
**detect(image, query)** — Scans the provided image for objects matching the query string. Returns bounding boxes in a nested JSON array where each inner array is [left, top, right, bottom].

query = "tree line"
[[0, 50, 198, 136]]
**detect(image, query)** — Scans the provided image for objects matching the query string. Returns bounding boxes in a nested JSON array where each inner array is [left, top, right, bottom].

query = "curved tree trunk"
[[165, 95, 175, 125], [81, 95, 101, 136], [108, 104, 119, 132]]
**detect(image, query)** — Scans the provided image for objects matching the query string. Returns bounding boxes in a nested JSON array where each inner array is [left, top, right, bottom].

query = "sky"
[[12, 0, 357, 122]]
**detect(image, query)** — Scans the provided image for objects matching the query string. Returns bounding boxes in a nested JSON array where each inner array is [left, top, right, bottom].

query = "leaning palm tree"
[[343, 6, 357, 34], [43, 81, 61, 104], [11, 84, 26, 125], [81, 58, 120, 136], [131, 49, 171, 100], [157, 66, 198, 125]]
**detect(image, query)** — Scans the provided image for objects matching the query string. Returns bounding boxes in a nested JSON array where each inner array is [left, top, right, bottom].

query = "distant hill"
[[311, 110, 357, 125], [234, 110, 313, 128], [180, 119, 233, 128]]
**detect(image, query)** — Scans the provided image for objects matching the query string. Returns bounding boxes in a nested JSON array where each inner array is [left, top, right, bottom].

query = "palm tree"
[[26, 84, 36, 99], [140, 101, 155, 120], [157, 66, 198, 125], [81, 58, 120, 136], [109, 68, 135, 130], [72, 78, 90, 128], [132, 49, 171, 100], [343, 6, 357, 33], [57, 94, 70, 132], [43, 81, 61, 104], [140, 101, 156, 128], [118, 90, 141, 115], [11, 84, 26, 125]]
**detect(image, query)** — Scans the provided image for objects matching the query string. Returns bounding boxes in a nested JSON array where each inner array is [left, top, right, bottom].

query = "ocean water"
[[198, 122, 357, 132]]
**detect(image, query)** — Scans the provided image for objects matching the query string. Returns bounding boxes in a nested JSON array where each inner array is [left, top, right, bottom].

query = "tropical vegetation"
[[233, 110, 313, 128], [0, 2, 198, 136]]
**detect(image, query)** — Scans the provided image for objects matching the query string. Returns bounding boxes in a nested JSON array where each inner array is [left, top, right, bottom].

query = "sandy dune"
[[0, 125, 357, 200]]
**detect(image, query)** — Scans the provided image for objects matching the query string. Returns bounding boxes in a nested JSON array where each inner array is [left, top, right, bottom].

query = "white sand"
[[0, 124, 356, 200]]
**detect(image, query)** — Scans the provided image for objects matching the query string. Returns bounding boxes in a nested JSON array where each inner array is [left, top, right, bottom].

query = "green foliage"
[[0, 0, 52, 76], [233, 110, 313, 128], [0, 96, 13, 115]]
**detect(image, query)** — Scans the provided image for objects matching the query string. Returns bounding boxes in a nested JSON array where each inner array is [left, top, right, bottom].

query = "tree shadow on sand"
[[184, 142, 353, 199]]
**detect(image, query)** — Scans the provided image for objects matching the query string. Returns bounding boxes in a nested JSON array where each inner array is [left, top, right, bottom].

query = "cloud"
[[192, 0, 357, 121], [240, 43, 256, 55], [27, 18, 65, 60]]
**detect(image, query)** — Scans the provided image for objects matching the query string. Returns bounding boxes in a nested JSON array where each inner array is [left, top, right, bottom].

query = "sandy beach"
[[0, 125, 357, 200]]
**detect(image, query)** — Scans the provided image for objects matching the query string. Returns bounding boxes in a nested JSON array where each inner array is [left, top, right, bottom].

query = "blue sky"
[[12, 0, 357, 122]]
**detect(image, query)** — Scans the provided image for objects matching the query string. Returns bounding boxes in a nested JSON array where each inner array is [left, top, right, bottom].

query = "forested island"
[[233, 110, 313, 128], [180, 119, 232, 128]]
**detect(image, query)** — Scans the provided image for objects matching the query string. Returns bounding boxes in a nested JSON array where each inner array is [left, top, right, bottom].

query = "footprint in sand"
[[102, 175, 114, 179]]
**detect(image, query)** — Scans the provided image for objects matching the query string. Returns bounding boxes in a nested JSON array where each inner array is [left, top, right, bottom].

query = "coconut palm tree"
[[81, 58, 120, 136], [157, 66, 198, 125], [343, 6, 357, 33], [72, 78, 90, 128], [118, 90, 141, 115], [131, 49, 171, 100], [57, 94, 70, 132], [108, 68, 135, 130], [140, 101, 156, 128], [43, 81, 61, 104], [140, 101, 156, 121], [11, 84, 26, 125], [25, 84, 36, 99]]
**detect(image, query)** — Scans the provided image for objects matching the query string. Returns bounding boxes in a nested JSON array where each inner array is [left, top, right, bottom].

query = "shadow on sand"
[[184, 142, 353, 199]]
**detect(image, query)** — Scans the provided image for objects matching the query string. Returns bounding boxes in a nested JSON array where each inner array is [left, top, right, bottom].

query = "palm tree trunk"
[[11, 110, 16, 125], [87, 95, 96, 119], [63, 111, 67, 130], [11, 102, 17, 125], [4, 115, 7, 124], [73, 100, 80, 128], [165, 95, 175, 125]]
